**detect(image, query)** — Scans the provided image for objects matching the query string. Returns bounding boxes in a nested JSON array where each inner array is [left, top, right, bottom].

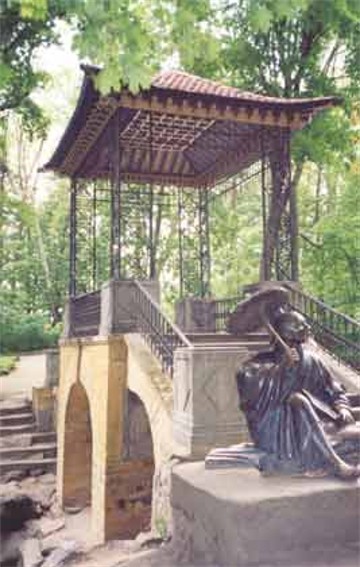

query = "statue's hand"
[[338, 408, 355, 425]]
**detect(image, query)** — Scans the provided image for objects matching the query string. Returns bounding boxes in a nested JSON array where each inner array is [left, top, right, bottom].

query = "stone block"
[[45, 350, 60, 388], [32, 388, 56, 432], [62, 299, 74, 339], [100, 279, 161, 336], [173, 346, 250, 458], [171, 462, 360, 566], [175, 298, 216, 333]]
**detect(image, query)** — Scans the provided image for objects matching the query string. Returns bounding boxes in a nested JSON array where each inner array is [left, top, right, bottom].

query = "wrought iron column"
[[111, 111, 121, 279], [148, 112, 156, 278], [69, 178, 77, 297], [260, 128, 269, 281], [275, 131, 292, 280], [198, 186, 211, 297], [177, 186, 184, 298], [289, 159, 299, 281], [262, 127, 294, 281], [92, 181, 97, 289]]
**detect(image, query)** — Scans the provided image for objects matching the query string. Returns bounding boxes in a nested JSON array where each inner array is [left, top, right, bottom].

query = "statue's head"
[[273, 310, 310, 346]]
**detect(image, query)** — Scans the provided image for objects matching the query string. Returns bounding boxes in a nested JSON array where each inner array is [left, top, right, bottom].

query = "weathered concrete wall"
[[173, 346, 251, 458]]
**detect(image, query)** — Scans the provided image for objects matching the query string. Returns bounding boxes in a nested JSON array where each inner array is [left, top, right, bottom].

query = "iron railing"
[[214, 284, 360, 370], [132, 281, 192, 377], [71, 290, 101, 337], [213, 295, 244, 332], [285, 284, 360, 371]]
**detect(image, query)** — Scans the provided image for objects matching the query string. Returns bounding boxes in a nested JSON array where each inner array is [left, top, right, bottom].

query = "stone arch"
[[63, 381, 92, 508], [126, 390, 154, 461], [125, 335, 175, 534]]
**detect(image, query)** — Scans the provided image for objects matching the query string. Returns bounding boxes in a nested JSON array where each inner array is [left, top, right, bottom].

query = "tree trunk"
[[260, 133, 303, 282]]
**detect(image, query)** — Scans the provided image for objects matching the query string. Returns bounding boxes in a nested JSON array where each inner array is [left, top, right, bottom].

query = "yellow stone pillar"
[[57, 336, 127, 543]]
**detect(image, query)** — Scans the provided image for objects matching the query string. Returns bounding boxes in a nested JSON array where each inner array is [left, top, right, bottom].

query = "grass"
[[0, 354, 18, 376]]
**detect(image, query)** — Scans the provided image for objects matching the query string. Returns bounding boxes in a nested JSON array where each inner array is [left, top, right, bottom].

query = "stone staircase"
[[0, 400, 57, 478]]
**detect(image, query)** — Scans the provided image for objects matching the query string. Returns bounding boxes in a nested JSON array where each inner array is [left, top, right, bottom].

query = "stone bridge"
[[57, 280, 359, 544]]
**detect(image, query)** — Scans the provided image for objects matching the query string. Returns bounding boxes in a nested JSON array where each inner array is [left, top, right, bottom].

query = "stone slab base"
[[171, 462, 360, 566]]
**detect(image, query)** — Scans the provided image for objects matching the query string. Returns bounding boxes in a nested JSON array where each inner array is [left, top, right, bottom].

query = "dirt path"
[[0, 353, 46, 401]]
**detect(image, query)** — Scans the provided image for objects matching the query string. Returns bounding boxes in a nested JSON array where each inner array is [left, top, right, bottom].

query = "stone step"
[[0, 457, 57, 474], [0, 402, 31, 416], [186, 332, 269, 344], [0, 412, 34, 427], [190, 341, 269, 351], [0, 431, 57, 449], [0, 442, 57, 460], [0, 423, 36, 437], [30, 431, 57, 444]]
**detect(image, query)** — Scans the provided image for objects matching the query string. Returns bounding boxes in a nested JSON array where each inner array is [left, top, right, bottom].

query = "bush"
[[0, 313, 62, 353], [0, 355, 18, 375]]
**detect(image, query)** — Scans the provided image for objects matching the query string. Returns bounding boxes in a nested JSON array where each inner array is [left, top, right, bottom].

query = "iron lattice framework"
[[47, 69, 340, 298]]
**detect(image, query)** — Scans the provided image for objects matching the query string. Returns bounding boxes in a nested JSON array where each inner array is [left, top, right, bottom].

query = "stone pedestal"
[[45, 349, 59, 388], [171, 462, 360, 566], [32, 387, 56, 432], [173, 346, 250, 458], [62, 298, 74, 338], [175, 298, 216, 333]]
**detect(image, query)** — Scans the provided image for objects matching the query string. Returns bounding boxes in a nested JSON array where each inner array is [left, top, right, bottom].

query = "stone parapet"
[[173, 346, 250, 458]]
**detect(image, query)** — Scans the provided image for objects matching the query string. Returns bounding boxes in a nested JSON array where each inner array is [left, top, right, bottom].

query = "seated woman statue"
[[236, 309, 360, 479]]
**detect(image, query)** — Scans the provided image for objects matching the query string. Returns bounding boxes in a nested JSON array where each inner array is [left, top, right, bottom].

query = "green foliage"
[[211, 181, 263, 297], [1, 0, 359, 328], [0, 0, 70, 135], [0, 354, 17, 375], [299, 167, 360, 318], [0, 310, 61, 353]]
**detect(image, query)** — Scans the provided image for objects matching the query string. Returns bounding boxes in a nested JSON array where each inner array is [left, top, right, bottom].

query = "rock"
[[48, 502, 62, 520], [135, 531, 164, 549], [36, 517, 65, 538], [0, 481, 20, 495], [30, 484, 56, 511], [0, 469, 28, 483], [31, 468, 46, 478], [22, 477, 37, 487], [0, 531, 24, 566], [0, 493, 40, 533], [41, 540, 81, 567], [20, 537, 43, 567], [38, 473, 56, 485]]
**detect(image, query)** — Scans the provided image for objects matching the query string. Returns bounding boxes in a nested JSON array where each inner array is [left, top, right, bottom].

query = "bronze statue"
[[206, 287, 359, 479], [234, 299, 360, 479]]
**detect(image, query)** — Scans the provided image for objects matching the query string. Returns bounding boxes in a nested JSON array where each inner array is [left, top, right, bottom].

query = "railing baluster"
[[131, 281, 191, 378], [284, 282, 360, 370]]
